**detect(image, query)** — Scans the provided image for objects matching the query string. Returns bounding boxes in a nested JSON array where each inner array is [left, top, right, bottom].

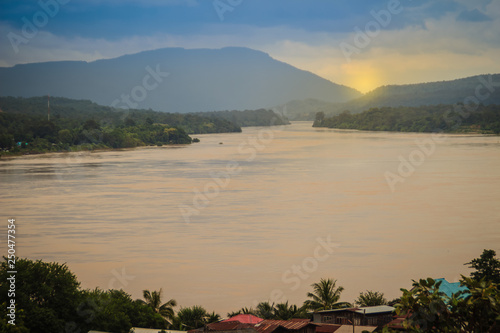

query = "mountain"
[[279, 74, 500, 120], [0, 47, 361, 113], [271, 98, 334, 120], [323, 74, 500, 117]]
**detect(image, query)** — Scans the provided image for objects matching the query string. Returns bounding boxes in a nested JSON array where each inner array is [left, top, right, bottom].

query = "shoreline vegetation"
[[0, 96, 289, 158], [313, 104, 500, 134], [1, 250, 499, 332]]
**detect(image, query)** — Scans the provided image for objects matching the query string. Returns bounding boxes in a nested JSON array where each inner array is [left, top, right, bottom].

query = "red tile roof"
[[385, 314, 410, 330], [222, 314, 264, 324], [254, 319, 316, 333], [206, 321, 256, 331]]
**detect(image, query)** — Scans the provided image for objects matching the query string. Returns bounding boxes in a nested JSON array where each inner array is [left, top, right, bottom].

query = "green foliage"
[[256, 301, 276, 319], [396, 278, 454, 332], [0, 96, 246, 154], [272, 302, 308, 320], [355, 290, 388, 307], [195, 109, 290, 127], [465, 249, 500, 284], [0, 258, 85, 332], [79, 288, 167, 332], [140, 289, 177, 325], [395, 276, 500, 333], [314, 104, 500, 134], [0, 258, 174, 333], [173, 305, 216, 330], [303, 278, 351, 311], [206, 311, 221, 323], [227, 301, 307, 320]]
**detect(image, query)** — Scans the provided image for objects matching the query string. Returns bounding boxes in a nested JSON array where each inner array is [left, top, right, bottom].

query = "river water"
[[1, 121, 499, 312]]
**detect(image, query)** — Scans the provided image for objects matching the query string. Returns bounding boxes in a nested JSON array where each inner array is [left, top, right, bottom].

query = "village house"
[[312, 305, 395, 327]]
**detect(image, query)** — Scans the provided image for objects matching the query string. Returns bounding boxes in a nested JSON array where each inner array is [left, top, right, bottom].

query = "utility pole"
[[47, 94, 50, 121]]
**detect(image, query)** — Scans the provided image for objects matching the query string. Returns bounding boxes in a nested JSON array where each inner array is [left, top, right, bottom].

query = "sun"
[[341, 63, 385, 94]]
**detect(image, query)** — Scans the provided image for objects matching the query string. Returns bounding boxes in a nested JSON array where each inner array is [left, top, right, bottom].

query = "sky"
[[1, 0, 500, 93]]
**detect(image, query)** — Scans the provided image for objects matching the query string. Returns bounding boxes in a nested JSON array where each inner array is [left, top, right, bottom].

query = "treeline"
[[1, 250, 499, 332], [0, 97, 292, 155], [313, 104, 500, 134], [0, 112, 193, 154], [195, 109, 290, 127], [0, 96, 242, 154]]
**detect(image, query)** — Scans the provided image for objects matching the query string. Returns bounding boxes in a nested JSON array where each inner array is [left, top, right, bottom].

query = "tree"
[[174, 305, 213, 330], [140, 289, 177, 325], [206, 311, 221, 323], [273, 302, 308, 320], [81, 288, 167, 332], [396, 278, 455, 332], [0, 257, 85, 332], [304, 278, 351, 311], [451, 276, 500, 332], [83, 119, 101, 130], [58, 129, 73, 144], [355, 290, 388, 307], [394, 276, 500, 333], [256, 301, 275, 319], [465, 249, 500, 284], [314, 112, 325, 126]]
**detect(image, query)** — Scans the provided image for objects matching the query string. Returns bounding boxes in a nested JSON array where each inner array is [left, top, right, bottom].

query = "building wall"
[[317, 312, 393, 327]]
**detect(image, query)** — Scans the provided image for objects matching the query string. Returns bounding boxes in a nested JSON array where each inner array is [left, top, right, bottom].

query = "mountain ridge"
[[278, 73, 500, 119], [0, 47, 361, 113]]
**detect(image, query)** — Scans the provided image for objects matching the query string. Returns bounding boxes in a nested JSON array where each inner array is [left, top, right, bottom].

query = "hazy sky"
[[1, 0, 500, 93]]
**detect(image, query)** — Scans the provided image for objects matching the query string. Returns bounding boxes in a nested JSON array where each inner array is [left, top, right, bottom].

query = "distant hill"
[[0, 47, 361, 113], [285, 74, 500, 119], [313, 104, 500, 134], [194, 109, 289, 127], [273, 98, 339, 120], [340, 74, 500, 112]]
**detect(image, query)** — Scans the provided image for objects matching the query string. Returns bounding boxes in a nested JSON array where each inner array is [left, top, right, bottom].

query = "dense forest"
[[0, 97, 288, 155], [194, 109, 290, 127], [313, 104, 500, 134], [305, 74, 500, 118]]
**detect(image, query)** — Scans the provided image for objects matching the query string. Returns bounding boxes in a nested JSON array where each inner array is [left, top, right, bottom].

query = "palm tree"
[[174, 305, 211, 330], [141, 289, 177, 324], [273, 302, 308, 320], [256, 301, 275, 319], [227, 307, 256, 318], [207, 311, 221, 323], [355, 290, 387, 307], [304, 278, 351, 311]]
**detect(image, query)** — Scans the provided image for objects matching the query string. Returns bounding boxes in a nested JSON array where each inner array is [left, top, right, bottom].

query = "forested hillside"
[[195, 109, 290, 127], [0, 47, 361, 112], [313, 104, 500, 134], [0, 96, 241, 154], [288, 74, 500, 120]]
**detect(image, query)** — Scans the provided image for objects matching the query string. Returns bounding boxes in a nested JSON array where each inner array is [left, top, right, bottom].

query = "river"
[[1, 121, 499, 313]]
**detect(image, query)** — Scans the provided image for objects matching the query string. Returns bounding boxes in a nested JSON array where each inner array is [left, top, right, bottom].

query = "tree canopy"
[[303, 278, 351, 311], [355, 290, 388, 307], [465, 249, 500, 284], [313, 104, 500, 134]]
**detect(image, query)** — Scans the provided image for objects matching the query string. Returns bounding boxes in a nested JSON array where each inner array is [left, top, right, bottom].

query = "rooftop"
[[315, 305, 395, 315], [435, 278, 468, 298], [222, 314, 264, 324]]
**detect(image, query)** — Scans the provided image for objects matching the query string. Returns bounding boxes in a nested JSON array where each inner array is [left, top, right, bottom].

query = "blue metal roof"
[[435, 278, 468, 298]]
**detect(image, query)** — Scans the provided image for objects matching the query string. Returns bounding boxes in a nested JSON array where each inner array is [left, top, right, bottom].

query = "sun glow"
[[340, 63, 386, 94]]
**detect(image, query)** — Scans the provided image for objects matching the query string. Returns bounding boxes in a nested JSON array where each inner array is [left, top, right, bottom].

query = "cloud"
[[457, 9, 492, 22], [1, 0, 499, 93]]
